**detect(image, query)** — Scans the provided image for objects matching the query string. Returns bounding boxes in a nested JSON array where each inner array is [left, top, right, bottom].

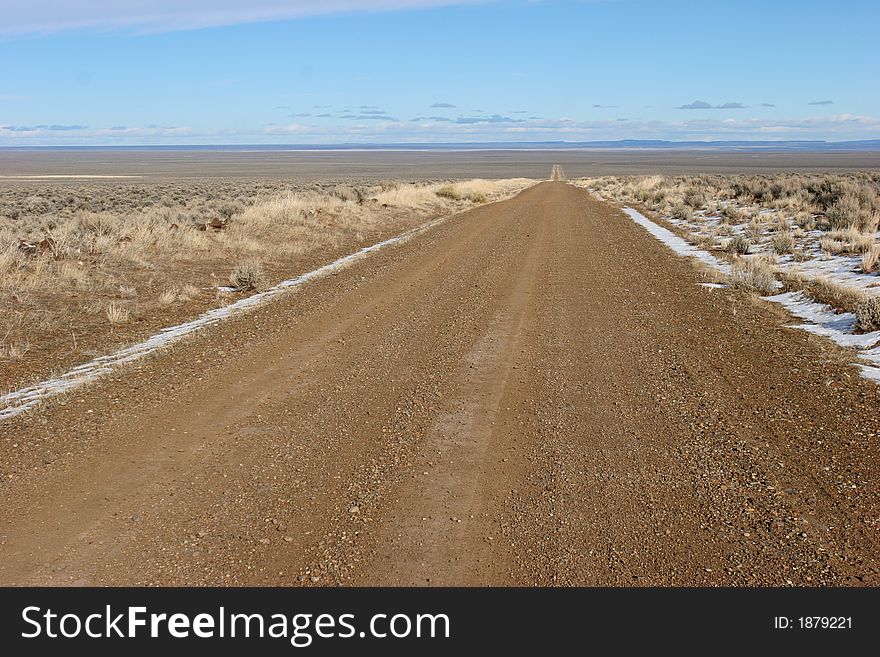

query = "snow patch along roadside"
[[622, 208, 731, 274], [0, 216, 446, 421], [621, 206, 880, 383], [760, 292, 880, 349]]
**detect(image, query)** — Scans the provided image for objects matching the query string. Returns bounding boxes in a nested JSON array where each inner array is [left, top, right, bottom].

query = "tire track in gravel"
[[355, 203, 544, 585]]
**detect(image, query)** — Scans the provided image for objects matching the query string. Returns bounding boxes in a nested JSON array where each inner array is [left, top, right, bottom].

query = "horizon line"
[[2, 138, 880, 153]]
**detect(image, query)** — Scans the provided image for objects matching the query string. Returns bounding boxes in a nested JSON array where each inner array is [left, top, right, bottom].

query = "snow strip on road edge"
[[0, 216, 446, 420], [621, 206, 880, 383], [622, 207, 732, 275]]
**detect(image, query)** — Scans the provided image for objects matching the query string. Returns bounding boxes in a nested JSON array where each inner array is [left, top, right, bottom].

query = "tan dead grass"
[[0, 177, 534, 387], [770, 231, 795, 254], [782, 272, 869, 314], [729, 255, 778, 296], [861, 246, 880, 274], [582, 171, 880, 328], [581, 172, 880, 234], [105, 302, 130, 326], [229, 260, 267, 292], [854, 296, 880, 332]]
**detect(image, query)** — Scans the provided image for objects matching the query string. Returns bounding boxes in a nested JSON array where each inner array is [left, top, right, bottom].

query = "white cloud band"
[[2, 114, 878, 145], [1, 1, 490, 35]]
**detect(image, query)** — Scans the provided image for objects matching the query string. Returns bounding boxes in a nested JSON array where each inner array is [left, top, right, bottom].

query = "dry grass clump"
[[0, 338, 29, 360], [371, 184, 438, 209], [105, 302, 130, 325], [820, 228, 876, 256], [435, 185, 463, 201], [722, 205, 746, 224], [793, 211, 817, 231], [861, 246, 880, 274], [181, 283, 200, 299], [729, 256, 777, 295], [782, 273, 869, 314], [158, 284, 200, 305], [745, 218, 765, 240], [828, 227, 875, 254], [810, 279, 865, 312], [376, 178, 530, 208], [230, 179, 531, 259], [727, 235, 750, 255], [623, 175, 666, 205], [689, 232, 716, 250], [770, 231, 795, 254], [158, 288, 179, 305], [229, 260, 267, 292], [854, 296, 880, 332], [819, 236, 846, 255], [434, 180, 506, 203], [682, 187, 707, 209], [669, 203, 693, 221], [825, 194, 879, 233]]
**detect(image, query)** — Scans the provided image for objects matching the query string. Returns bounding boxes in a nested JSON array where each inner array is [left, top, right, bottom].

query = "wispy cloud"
[[677, 100, 747, 110], [808, 100, 834, 105], [310, 113, 880, 142], [0, 124, 192, 143], [3, 113, 878, 145], [338, 113, 397, 121], [760, 103, 776, 107], [1, 124, 87, 132], [412, 112, 525, 126], [430, 102, 456, 108], [453, 114, 523, 124], [99, 125, 190, 136], [1, 1, 493, 36], [263, 123, 318, 135]]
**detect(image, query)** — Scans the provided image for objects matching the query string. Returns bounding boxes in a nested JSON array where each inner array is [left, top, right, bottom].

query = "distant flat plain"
[[1, 149, 879, 182]]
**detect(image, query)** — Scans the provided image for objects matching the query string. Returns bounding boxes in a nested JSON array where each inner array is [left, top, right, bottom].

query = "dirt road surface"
[[1, 182, 878, 586]]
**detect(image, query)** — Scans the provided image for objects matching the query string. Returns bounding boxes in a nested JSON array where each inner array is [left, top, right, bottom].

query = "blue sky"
[[1, 0, 878, 145]]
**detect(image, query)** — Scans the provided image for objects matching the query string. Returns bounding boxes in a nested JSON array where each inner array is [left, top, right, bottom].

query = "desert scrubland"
[[580, 173, 880, 331], [0, 177, 533, 390]]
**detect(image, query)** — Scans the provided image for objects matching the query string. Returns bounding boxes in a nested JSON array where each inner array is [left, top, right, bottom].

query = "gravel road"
[[1, 182, 878, 586]]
